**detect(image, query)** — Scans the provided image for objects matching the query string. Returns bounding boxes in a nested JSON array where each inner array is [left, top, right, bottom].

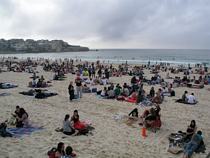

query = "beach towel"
[[184, 102, 198, 105], [91, 88, 97, 93], [176, 100, 198, 105], [125, 97, 136, 103], [163, 92, 171, 96], [82, 89, 91, 93], [7, 126, 43, 137], [0, 93, 11, 97], [187, 83, 204, 89], [35, 92, 58, 99], [82, 120, 92, 126], [0, 83, 18, 89], [19, 90, 35, 96], [113, 114, 127, 121], [138, 100, 153, 107], [96, 95, 107, 99]]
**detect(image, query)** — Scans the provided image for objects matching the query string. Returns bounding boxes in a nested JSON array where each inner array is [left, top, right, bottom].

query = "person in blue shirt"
[[183, 130, 203, 158]]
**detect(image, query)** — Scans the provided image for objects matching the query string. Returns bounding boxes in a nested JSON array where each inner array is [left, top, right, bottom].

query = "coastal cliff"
[[0, 39, 89, 53]]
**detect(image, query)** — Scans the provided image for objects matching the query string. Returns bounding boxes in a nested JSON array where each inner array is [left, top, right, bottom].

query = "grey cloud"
[[0, 0, 210, 48]]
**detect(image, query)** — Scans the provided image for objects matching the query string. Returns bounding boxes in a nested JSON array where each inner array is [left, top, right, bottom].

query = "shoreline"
[[0, 56, 209, 67]]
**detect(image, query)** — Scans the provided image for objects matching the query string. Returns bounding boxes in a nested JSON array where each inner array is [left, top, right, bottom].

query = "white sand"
[[0, 66, 209, 158]]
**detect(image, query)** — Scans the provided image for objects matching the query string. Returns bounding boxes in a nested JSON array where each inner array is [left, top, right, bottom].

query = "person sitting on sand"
[[63, 114, 75, 135], [32, 78, 36, 87], [152, 90, 162, 104], [145, 108, 156, 120], [114, 84, 121, 97], [140, 104, 161, 127], [71, 110, 87, 131], [100, 76, 108, 85], [82, 68, 89, 77], [166, 72, 170, 79], [186, 93, 197, 104], [185, 120, 197, 142], [136, 90, 144, 104], [128, 108, 139, 118], [107, 87, 115, 99], [121, 83, 130, 97], [82, 84, 91, 93], [14, 105, 21, 117], [68, 81, 75, 101], [9, 106, 21, 125], [149, 87, 155, 98], [32, 72, 37, 80], [100, 87, 108, 97], [109, 83, 115, 91], [15, 108, 29, 128], [183, 131, 203, 158], [36, 79, 42, 88], [131, 76, 137, 85], [55, 142, 65, 158], [176, 91, 188, 103], [93, 76, 99, 85], [85, 77, 94, 85], [40, 75, 45, 83]]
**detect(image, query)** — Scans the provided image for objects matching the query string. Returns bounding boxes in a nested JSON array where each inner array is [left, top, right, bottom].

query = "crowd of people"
[[0, 57, 208, 158]]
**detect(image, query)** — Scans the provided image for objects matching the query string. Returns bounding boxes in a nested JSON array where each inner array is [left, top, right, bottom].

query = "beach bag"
[[91, 88, 97, 93], [47, 147, 56, 158], [167, 145, 183, 154], [77, 128, 89, 135], [96, 90, 102, 95], [150, 118, 162, 128], [8, 115, 16, 125], [171, 91, 175, 97], [0, 123, 12, 137], [117, 96, 125, 101]]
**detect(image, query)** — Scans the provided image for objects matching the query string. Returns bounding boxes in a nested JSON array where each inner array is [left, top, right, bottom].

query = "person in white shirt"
[[187, 93, 197, 104], [101, 87, 107, 97], [101, 77, 108, 85]]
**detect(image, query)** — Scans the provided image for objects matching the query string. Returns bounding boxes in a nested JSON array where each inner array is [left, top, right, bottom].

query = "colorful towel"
[[125, 97, 136, 103], [7, 127, 43, 138]]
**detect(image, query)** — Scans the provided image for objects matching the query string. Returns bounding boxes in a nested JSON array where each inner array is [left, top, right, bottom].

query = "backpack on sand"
[[47, 147, 57, 158]]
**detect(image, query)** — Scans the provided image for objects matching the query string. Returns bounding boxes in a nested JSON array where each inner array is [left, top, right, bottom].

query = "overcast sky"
[[0, 0, 210, 49]]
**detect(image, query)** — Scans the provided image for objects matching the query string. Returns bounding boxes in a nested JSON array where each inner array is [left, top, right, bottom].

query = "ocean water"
[[0, 49, 210, 66]]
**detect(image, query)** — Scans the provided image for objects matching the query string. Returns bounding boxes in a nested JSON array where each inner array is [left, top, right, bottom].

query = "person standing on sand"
[[75, 75, 82, 99], [68, 81, 74, 101]]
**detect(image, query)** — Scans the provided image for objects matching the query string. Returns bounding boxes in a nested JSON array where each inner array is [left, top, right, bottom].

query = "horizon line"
[[90, 48, 210, 50]]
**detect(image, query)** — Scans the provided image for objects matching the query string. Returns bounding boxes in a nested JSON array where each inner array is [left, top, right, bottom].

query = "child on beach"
[[68, 82, 75, 101]]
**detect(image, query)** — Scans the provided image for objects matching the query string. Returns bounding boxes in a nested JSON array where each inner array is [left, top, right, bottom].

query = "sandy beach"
[[0, 63, 210, 158]]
